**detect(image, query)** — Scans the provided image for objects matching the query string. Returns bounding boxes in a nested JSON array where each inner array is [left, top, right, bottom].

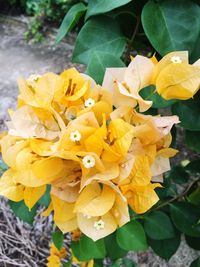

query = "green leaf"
[[86, 51, 125, 84], [185, 235, 200, 250], [144, 211, 176, 240], [73, 16, 126, 64], [172, 97, 200, 131], [85, 0, 132, 20], [140, 85, 177, 108], [38, 185, 51, 207], [142, 0, 200, 56], [71, 235, 106, 261], [117, 220, 148, 251], [9, 200, 37, 225], [0, 160, 8, 172], [52, 230, 64, 250], [185, 160, 200, 175], [105, 232, 127, 260], [147, 232, 181, 260], [111, 259, 122, 267], [170, 202, 200, 237], [190, 257, 200, 267], [167, 166, 189, 185], [185, 130, 200, 153], [55, 3, 87, 44], [187, 186, 200, 206]]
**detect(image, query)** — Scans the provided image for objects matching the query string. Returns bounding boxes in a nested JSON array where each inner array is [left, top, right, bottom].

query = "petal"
[[24, 185, 46, 210], [0, 169, 24, 201], [75, 184, 116, 217], [77, 212, 117, 241]]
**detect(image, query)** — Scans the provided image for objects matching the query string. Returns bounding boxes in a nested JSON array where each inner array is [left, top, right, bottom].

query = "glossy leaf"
[[167, 166, 189, 185], [52, 230, 64, 250], [9, 200, 38, 225], [38, 185, 51, 207], [55, 3, 87, 44], [170, 202, 200, 237], [73, 16, 126, 64], [144, 211, 176, 240], [185, 160, 200, 175], [140, 85, 177, 108], [71, 234, 106, 261], [147, 232, 181, 260], [85, 0, 132, 19], [142, 0, 200, 56], [105, 232, 127, 260], [172, 97, 200, 131], [190, 257, 200, 267], [185, 131, 200, 153], [86, 51, 125, 84], [117, 220, 148, 251], [187, 186, 200, 206], [185, 235, 200, 250]]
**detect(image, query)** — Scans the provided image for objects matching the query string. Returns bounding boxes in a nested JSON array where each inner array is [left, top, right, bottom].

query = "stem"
[[125, 16, 140, 64], [152, 177, 200, 212]]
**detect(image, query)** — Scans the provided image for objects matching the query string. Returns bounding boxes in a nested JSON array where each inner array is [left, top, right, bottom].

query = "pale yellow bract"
[[0, 56, 184, 242]]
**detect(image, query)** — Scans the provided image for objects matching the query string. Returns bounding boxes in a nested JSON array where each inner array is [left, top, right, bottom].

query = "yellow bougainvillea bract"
[[2, 51, 196, 243]]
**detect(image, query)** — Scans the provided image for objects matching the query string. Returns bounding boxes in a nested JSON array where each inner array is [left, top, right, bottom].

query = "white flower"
[[70, 130, 81, 142], [94, 219, 105, 230], [82, 155, 95, 168], [84, 98, 95, 108], [170, 56, 182, 64]]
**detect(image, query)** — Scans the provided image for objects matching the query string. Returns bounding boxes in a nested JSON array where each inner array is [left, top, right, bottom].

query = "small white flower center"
[[85, 98, 95, 108], [70, 130, 81, 142], [94, 219, 105, 230], [82, 155, 95, 169], [170, 56, 182, 64]]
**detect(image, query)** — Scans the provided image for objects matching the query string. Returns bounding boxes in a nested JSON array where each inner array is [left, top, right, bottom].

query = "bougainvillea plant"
[[0, 0, 200, 266]]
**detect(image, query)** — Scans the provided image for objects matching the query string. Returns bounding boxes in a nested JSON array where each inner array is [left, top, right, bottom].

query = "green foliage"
[[105, 232, 127, 260], [185, 130, 200, 153], [72, 16, 126, 64], [116, 220, 148, 251], [71, 234, 106, 261], [190, 257, 200, 267], [147, 232, 181, 260], [141, 0, 200, 56], [144, 211, 176, 240], [9, 200, 38, 225], [52, 230, 64, 250], [86, 51, 125, 84]]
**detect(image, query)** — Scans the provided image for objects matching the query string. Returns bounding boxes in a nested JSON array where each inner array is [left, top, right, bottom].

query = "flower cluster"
[[0, 51, 187, 242], [47, 243, 67, 267]]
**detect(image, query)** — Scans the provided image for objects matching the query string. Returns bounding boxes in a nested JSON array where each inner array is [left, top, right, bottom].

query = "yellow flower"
[[153, 51, 200, 100], [121, 155, 161, 214], [102, 55, 155, 112], [47, 243, 67, 267]]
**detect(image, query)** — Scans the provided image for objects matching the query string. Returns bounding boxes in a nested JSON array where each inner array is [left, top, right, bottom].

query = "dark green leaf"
[[144, 211, 176, 240], [190, 257, 200, 267], [117, 220, 148, 251], [185, 235, 200, 250], [142, 0, 200, 56], [55, 3, 87, 44], [52, 230, 64, 250], [170, 202, 200, 237], [147, 232, 181, 260], [73, 16, 126, 64], [71, 234, 106, 261], [111, 259, 122, 267], [9, 200, 37, 225], [105, 232, 127, 260], [185, 130, 200, 153], [185, 160, 200, 175], [168, 166, 189, 185], [85, 0, 132, 19], [86, 51, 125, 84], [38, 185, 51, 207], [140, 85, 177, 108], [187, 186, 200, 206], [172, 98, 200, 131]]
